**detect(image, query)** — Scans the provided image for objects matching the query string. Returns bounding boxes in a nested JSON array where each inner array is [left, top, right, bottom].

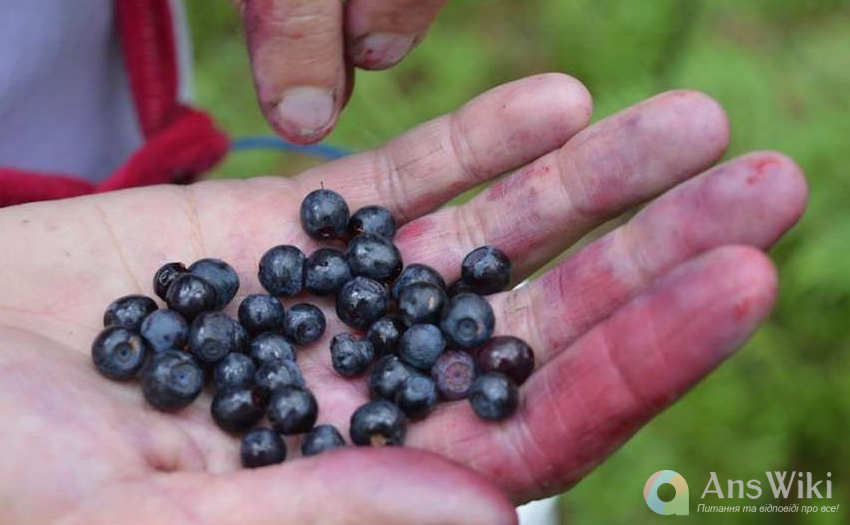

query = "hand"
[[0, 74, 807, 523], [235, 0, 447, 143]]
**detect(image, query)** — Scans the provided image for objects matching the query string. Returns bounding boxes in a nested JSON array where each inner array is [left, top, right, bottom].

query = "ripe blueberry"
[[267, 385, 318, 435], [141, 350, 204, 411], [188, 312, 247, 364], [460, 246, 512, 295], [366, 316, 406, 356], [478, 336, 535, 385], [213, 352, 257, 391], [153, 262, 187, 301], [348, 205, 397, 239], [350, 400, 407, 446], [165, 273, 218, 320], [211, 387, 267, 434], [238, 294, 285, 335], [395, 375, 438, 419], [392, 263, 446, 300], [469, 372, 519, 421], [330, 333, 375, 377], [91, 326, 148, 380], [431, 350, 477, 400], [300, 189, 350, 241], [398, 324, 446, 370], [301, 424, 346, 456], [283, 303, 326, 345], [369, 354, 416, 400], [241, 428, 286, 468], [140, 309, 189, 353], [258, 245, 305, 297], [440, 293, 495, 349], [249, 332, 297, 365], [103, 295, 157, 331], [304, 248, 351, 295], [346, 233, 403, 283], [189, 258, 240, 308], [336, 277, 389, 330], [398, 282, 447, 326], [254, 360, 305, 394]]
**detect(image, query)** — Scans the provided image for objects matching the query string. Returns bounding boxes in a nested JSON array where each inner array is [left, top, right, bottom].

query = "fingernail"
[[275, 87, 336, 140], [352, 33, 417, 70]]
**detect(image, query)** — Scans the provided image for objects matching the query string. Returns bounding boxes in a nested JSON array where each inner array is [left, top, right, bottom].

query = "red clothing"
[[0, 0, 228, 207]]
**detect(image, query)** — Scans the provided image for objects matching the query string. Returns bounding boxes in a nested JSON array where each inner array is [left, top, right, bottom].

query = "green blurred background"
[[186, 0, 850, 523]]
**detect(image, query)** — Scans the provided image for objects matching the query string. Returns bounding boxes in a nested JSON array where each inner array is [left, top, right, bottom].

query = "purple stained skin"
[[431, 350, 477, 400]]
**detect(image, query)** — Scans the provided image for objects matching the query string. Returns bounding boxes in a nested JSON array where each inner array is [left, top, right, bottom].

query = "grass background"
[[185, 1, 850, 523]]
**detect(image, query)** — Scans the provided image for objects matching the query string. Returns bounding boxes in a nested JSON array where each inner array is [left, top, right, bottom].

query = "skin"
[[235, 0, 449, 143], [0, 74, 807, 524]]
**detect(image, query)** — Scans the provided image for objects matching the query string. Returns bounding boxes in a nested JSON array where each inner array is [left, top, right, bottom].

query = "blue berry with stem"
[[300, 189, 350, 241]]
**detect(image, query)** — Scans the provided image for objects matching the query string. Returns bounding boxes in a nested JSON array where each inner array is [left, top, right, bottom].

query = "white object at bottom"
[[517, 496, 560, 525]]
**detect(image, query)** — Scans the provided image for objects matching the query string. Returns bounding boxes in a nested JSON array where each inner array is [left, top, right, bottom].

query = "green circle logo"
[[644, 471, 689, 516]]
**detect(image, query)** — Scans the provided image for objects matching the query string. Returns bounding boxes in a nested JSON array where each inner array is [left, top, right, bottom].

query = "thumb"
[[239, 0, 346, 144], [56, 447, 517, 525]]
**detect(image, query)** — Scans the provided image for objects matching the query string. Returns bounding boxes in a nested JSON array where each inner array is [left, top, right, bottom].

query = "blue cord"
[[231, 136, 352, 160]]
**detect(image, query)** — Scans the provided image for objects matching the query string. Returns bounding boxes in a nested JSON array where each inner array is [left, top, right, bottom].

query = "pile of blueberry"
[[91, 189, 535, 468]]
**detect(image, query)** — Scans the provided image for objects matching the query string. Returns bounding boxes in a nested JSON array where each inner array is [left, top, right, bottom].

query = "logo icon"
[[645, 470, 689, 516]]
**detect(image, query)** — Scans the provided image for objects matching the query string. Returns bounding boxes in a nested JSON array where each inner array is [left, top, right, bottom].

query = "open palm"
[[0, 75, 807, 525]]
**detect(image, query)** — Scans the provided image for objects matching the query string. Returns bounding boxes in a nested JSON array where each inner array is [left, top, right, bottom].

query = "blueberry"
[[431, 350, 477, 400], [369, 354, 417, 400], [300, 189, 350, 241], [103, 295, 158, 331], [446, 279, 474, 298], [330, 333, 375, 377], [267, 385, 318, 435], [211, 387, 267, 434], [301, 424, 347, 456], [188, 312, 247, 364], [140, 310, 189, 353], [241, 428, 286, 468], [141, 350, 204, 411], [478, 336, 535, 385], [165, 274, 218, 320], [395, 375, 438, 419], [249, 332, 297, 365], [213, 352, 257, 391], [189, 258, 240, 308], [238, 294, 285, 335], [461, 246, 512, 295], [258, 245, 305, 297], [350, 400, 407, 446], [153, 262, 187, 301], [392, 263, 446, 300], [398, 282, 447, 326], [398, 324, 446, 370], [346, 234, 403, 283], [303, 248, 351, 295], [348, 205, 397, 239], [440, 293, 495, 349], [254, 360, 305, 394], [283, 304, 326, 345], [469, 372, 519, 421], [336, 277, 389, 330], [91, 326, 148, 380], [366, 316, 406, 356]]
